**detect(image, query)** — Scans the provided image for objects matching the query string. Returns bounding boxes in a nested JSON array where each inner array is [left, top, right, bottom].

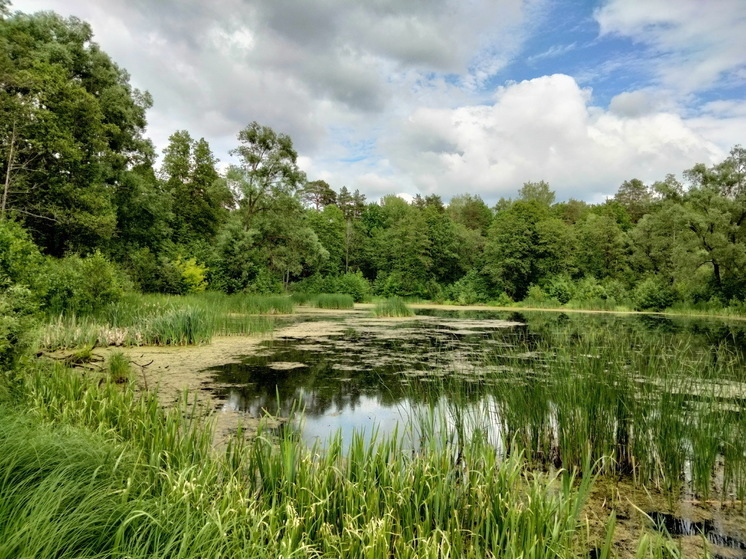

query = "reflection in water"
[[203, 309, 746, 448]]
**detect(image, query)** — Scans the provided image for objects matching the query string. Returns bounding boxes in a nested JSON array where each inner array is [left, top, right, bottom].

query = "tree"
[[227, 122, 305, 227], [677, 148, 746, 299], [483, 200, 572, 299], [518, 180, 555, 206], [0, 11, 153, 254], [302, 179, 336, 210], [447, 194, 492, 235], [160, 131, 228, 244], [614, 179, 652, 223]]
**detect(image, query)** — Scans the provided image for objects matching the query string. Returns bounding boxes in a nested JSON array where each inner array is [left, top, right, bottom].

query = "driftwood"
[[130, 359, 154, 391]]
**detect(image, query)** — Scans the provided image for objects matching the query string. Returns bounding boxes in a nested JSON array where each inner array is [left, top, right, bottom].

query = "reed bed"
[[35, 293, 287, 350], [309, 293, 355, 309], [0, 363, 603, 559], [372, 297, 415, 317], [454, 323, 746, 502]]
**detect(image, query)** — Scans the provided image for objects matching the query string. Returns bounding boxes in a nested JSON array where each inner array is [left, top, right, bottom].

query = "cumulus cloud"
[[380, 75, 724, 203]]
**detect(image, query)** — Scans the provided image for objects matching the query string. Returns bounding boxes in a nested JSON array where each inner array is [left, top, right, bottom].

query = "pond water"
[[202, 309, 746, 447], [202, 308, 746, 554]]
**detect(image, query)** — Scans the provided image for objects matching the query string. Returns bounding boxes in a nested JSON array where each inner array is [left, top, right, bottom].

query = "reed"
[[35, 293, 285, 350], [310, 293, 355, 309], [372, 297, 415, 317], [0, 362, 602, 559]]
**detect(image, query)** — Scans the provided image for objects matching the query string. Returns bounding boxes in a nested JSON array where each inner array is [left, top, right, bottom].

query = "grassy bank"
[[34, 292, 292, 350], [0, 362, 607, 559]]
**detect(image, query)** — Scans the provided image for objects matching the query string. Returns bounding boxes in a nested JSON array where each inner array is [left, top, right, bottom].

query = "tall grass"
[[459, 324, 746, 501], [372, 297, 415, 317], [310, 293, 355, 309], [0, 362, 601, 559], [35, 292, 287, 350]]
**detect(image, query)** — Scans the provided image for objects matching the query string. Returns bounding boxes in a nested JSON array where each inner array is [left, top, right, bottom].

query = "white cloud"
[[376, 75, 724, 203], [595, 0, 746, 94]]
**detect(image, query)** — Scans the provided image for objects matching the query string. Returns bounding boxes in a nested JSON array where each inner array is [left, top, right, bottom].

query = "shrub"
[[175, 257, 208, 293], [0, 286, 37, 370], [45, 252, 126, 315], [634, 277, 678, 311], [522, 285, 560, 308], [545, 275, 575, 305], [336, 271, 371, 302]]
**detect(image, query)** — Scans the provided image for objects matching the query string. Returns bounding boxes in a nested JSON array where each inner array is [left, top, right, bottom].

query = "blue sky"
[[11, 0, 746, 204]]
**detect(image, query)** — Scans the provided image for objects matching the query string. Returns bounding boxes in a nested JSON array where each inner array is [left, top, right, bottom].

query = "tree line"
[[1, 8, 745, 316]]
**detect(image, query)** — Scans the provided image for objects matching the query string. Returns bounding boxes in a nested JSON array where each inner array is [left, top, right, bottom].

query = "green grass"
[[0, 362, 603, 559], [310, 293, 355, 309], [372, 297, 415, 317], [105, 351, 130, 383], [35, 292, 287, 350]]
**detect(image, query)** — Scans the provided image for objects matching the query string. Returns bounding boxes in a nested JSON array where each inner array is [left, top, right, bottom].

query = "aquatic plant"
[[372, 297, 415, 317], [105, 351, 131, 383], [310, 293, 355, 309], [0, 362, 601, 559]]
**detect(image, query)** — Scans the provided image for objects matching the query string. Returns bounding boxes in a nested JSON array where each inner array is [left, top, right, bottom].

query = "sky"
[[10, 0, 746, 204]]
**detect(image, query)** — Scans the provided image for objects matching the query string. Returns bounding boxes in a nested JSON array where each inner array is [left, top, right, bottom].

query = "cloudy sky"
[[11, 0, 746, 204]]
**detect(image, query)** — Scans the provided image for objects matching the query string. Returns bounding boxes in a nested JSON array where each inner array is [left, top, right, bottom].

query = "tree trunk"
[[2, 118, 17, 219]]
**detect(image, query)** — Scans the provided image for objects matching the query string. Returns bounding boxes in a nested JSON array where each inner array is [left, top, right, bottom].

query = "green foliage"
[[44, 252, 126, 315], [0, 11, 153, 255], [293, 271, 371, 302], [0, 285, 36, 370], [521, 284, 561, 308], [0, 220, 45, 290], [310, 293, 354, 310], [634, 277, 678, 311], [105, 351, 130, 383], [448, 270, 491, 305], [175, 256, 208, 293], [371, 297, 415, 317]]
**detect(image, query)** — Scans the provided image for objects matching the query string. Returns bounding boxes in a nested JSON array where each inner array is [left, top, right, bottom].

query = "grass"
[[105, 351, 130, 383], [5, 307, 741, 557], [0, 362, 603, 559], [34, 292, 287, 350], [310, 293, 355, 309], [372, 297, 415, 317]]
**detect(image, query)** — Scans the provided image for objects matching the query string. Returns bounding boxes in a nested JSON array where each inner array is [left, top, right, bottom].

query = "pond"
[[201, 308, 746, 555]]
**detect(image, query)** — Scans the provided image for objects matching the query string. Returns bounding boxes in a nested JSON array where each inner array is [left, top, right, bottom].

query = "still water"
[[202, 309, 746, 446]]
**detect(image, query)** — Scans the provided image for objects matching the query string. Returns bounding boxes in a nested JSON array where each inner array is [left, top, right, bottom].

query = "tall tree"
[[160, 131, 227, 244], [0, 11, 153, 254], [227, 122, 305, 227]]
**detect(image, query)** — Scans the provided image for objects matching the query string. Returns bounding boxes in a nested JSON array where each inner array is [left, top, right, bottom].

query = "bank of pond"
[[2, 297, 746, 558]]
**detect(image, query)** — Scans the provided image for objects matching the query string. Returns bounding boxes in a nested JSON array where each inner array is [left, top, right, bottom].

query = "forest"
[[2, 8, 745, 320]]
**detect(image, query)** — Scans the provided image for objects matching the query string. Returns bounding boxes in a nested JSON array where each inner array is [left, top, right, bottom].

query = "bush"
[[545, 275, 575, 305], [0, 286, 37, 371], [175, 257, 208, 293], [336, 272, 371, 302], [634, 277, 678, 312], [448, 270, 491, 305], [45, 252, 126, 315], [522, 285, 561, 308]]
